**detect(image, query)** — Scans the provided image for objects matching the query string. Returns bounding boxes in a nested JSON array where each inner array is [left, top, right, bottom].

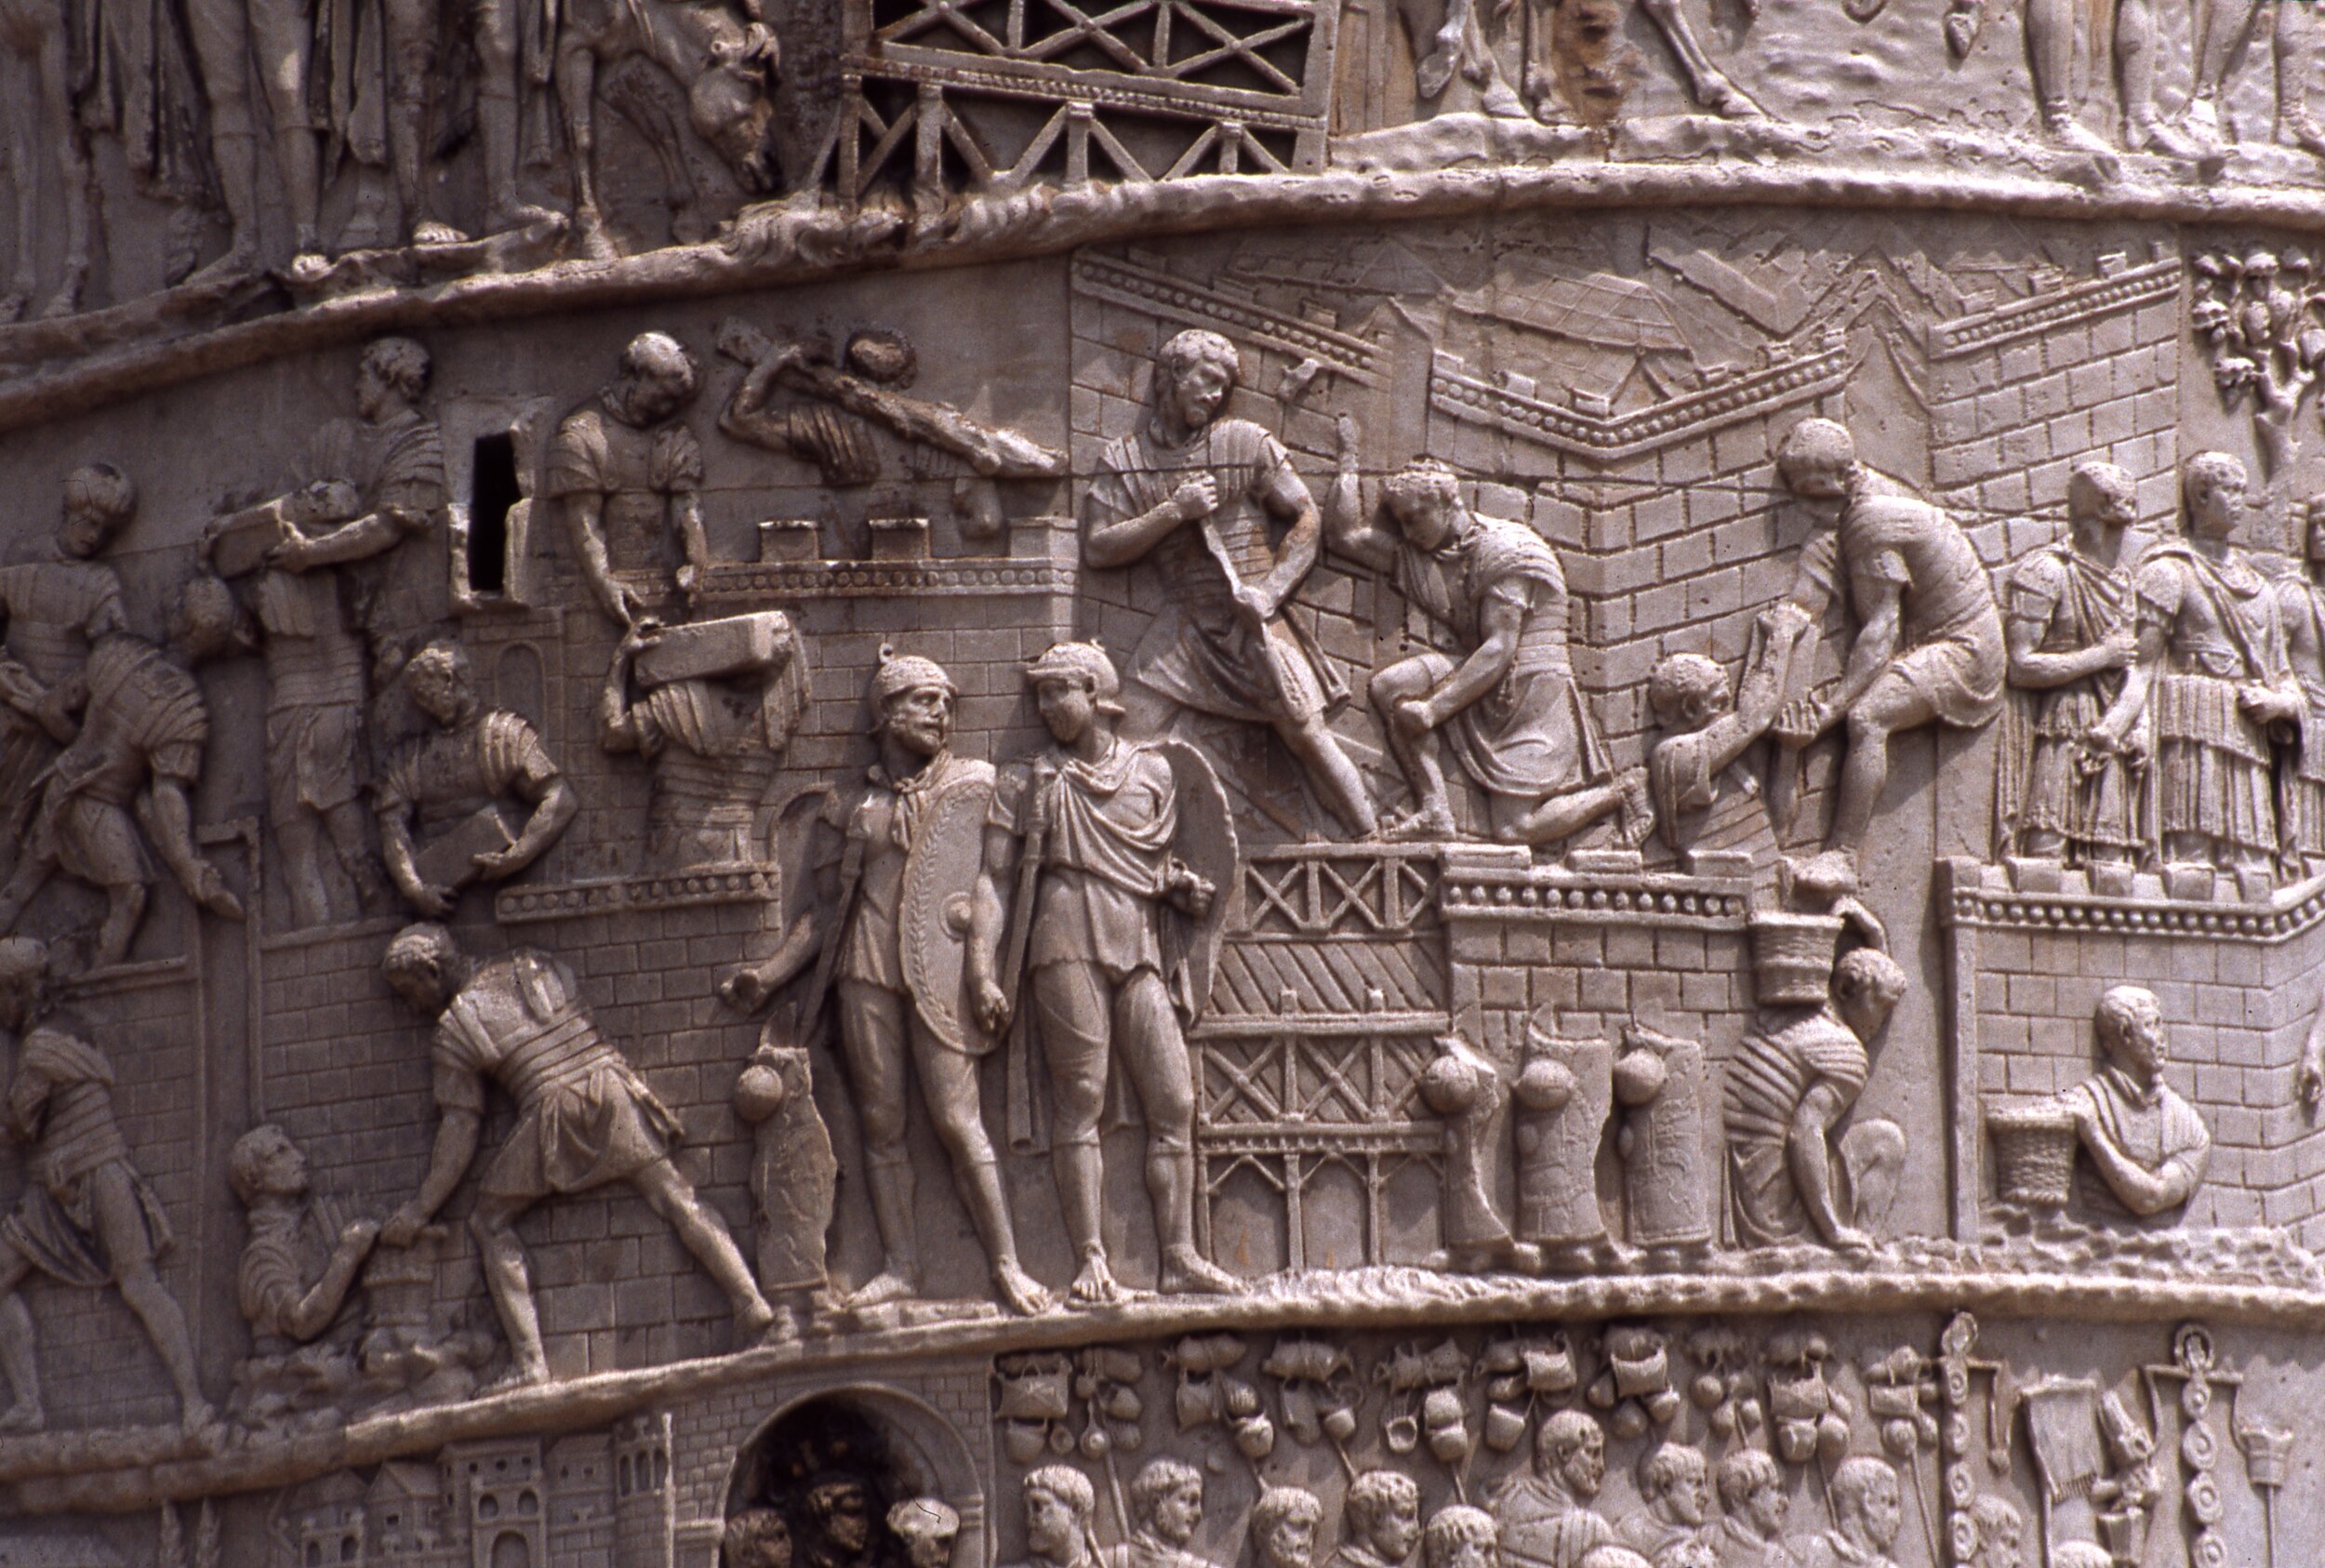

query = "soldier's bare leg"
[[246, 0, 323, 256], [2025, 0, 2110, 150], [182, 0, 265, 280], [628, 1158, 777, 1337], [91, 875, 150, 971], [1497, 771, 1652, 850], [23, 2, 93, 314], [1638, 0, 1763, 115], [382, 0, 445, 241], [1276, 712, 1379, 839], [92, 1164, 215, 1433], [835, 981, 922, 1306], [2278, 0, 2325, 153], [1827, 675, 1940, 860], [909, 1017, 1051, 1316], [1113, 969, 1240, 1296], [1030, 959, 1121, 1304], [277, 810, 340, 929], [0, 1242, 40, 1431], [472, 0, 559, 231], [324, 801, 392, 915], [471, 1189, 551, 1389], [554, 42, 611, 253], [2117, 0, 2199, 155], [2188, 0, 2264, 141], [1370, 655, 1458, 841]]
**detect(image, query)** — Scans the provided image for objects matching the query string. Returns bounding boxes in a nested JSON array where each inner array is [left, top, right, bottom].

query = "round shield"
[[901, 764, 997, 1055]]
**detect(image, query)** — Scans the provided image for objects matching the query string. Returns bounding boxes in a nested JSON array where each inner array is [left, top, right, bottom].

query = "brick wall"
[[1950, 877, 2325, 1241]]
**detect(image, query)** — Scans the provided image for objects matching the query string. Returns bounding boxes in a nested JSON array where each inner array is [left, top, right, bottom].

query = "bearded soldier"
[[379, 924, 774, 1390], [970, 642, 1241, 1305], [791, 648, 1048, 1317], [1769, 419, 2007, 881], [1085, 329, 1375, 838]]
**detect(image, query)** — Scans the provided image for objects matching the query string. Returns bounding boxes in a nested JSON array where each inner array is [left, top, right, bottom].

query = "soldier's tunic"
[[0, 559, 126, 841], [251, 561, 368, 830], [1392, 512, 1614, 804], [1494, 1474, 1616, 1568], [308, 407, 449, 647], [546, 401, 703, 589], [2278, 574, 2325, 857], [835, 751, 989, 1013], [992, 739, 1192, 1147], [431, 952, 681, 1202], [1107, 1532, 1216, 1568], [2135, 539, 2292, 861], [625, 678, 784, 870], [995, 741, 1179, 985], [237, 1204, 323, 1350], [1715, 1520, 1803, 1568], [27, 636, 207, 889], [2061, 1063, 2211, 1221], [1088, 419, 1331, 725], [376, 711, 560, 876], [1796, 481, 2006, 730], [1722, 1006, 1870, 1248], [1649, 721, 1777, 870], [2000, 542, 2141, 863], [0, 561, 125, 689], [0, 1024, 172, 1288], [1615, 1512, 1701, 1563]]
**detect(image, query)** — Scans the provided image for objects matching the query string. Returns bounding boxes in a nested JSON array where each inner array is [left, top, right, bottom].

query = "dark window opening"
[[469, 432, 519, 596]]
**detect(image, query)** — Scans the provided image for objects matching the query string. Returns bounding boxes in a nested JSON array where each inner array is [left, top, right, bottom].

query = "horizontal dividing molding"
[[4, 162, 2315, 437], [18, 1262, 2325, 1517], [1429, 339, 1851, 464], [1940, 865, 2325, 943], [1071, 249, 1385, 385], [1192, 1009, 1448, 1036], [1439, 868, 1754, 929], [1927, 256, 2182, 360], [495, 866, 783, 924], [848, 52, 1327, 130], [694, 558, 1077, 601]]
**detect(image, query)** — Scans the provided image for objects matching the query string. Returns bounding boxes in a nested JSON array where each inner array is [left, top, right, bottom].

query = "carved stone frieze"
[[12, 0, 2325, 1557]]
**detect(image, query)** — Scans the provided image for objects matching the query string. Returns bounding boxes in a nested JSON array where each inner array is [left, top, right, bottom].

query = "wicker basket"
[[1987, 1101, 2079, 1207], [1747, 911, 1845, 1006]]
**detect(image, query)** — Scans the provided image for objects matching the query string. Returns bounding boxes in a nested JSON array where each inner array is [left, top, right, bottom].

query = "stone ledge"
[[14, 151, 2325, 437], [1940, 859, 2325, 943], [494, 867, 784, 924], [19, 1252, 2325, 1517]]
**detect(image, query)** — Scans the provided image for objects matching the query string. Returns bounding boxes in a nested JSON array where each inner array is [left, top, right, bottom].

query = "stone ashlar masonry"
[[1944, 862, 2325, 1245]]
